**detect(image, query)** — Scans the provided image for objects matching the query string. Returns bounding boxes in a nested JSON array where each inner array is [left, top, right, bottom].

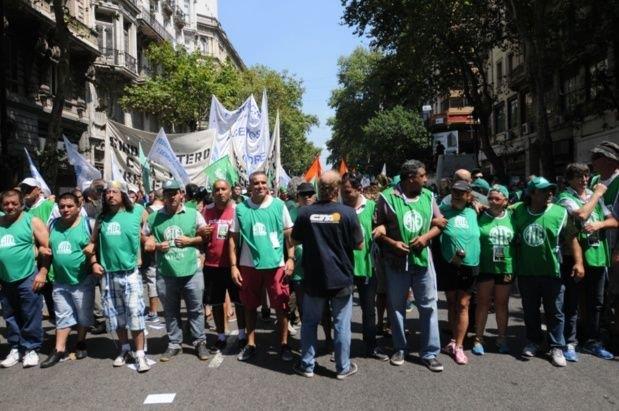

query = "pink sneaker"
[[453, 346, 468, 365], [443, 340, 456, 355]]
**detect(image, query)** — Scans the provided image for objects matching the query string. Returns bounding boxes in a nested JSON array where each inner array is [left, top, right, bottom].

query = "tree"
[[341, 0, 509, 178]]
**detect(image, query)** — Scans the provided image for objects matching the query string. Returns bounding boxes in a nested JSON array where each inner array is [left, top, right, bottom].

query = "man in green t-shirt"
[[0, 189, 50, 368], [144, 180, 210, 362]]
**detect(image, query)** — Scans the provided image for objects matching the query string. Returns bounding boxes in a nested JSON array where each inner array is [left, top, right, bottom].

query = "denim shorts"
[[101, 268, 146, 331], [52, 276, 96, 329]]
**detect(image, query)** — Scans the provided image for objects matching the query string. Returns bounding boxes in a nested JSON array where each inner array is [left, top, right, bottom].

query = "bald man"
[[441, 169, 488, 207]]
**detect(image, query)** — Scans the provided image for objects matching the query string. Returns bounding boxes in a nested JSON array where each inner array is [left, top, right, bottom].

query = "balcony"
[[174, 8, 186, 27], [509, 64, 527, 90], [138, 7, 174, 42], [96, 49, 138, 78]]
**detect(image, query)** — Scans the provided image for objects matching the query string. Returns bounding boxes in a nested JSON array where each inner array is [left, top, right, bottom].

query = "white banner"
[[104, 121, 214, 189], [148, 128, 191, 185], [64, 135, 102, 189], [23, 148, 52, 196]]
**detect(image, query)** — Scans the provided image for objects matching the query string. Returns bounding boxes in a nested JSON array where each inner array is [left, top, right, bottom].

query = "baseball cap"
[[452, 180, 472, 192], [162, 180, 182, 191], [591, 141, 619, 162], [20, 177, 41, 188], [527, 176, 556, 191], [489, 184, 509, 198], [297, 182, 315, 195], [471, 178, 491, 193]]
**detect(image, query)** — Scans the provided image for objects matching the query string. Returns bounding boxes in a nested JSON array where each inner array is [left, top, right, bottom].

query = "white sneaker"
[[113, 350, 132, 367], [1, 348, 20, 368], [551, 348, 567, 367], [22, 350, 39, 368], [522, 343, 539, 358], [136, 354, 150, 373]]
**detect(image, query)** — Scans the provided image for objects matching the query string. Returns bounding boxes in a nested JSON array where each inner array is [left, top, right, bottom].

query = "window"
[[96, 21, 114, 53], [563, 71, 585, 112], [523, 92, 536, 133], [588, 59, 607, 100], [507, 53, 514, 76], [494, 102, 506, 134], [507, 97, 519, 130], [496, 60, 504, 88]]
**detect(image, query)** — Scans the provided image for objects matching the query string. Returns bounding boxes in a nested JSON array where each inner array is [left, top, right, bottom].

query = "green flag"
[[204, 155, 238, 187], [139, 142, 151, 192]]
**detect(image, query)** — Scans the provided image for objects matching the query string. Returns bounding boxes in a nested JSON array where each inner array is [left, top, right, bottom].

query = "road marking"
[[208, 352, 224, 368], [144, 393, 176, 404]]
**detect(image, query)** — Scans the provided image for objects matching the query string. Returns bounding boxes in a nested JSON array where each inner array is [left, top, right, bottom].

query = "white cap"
[[20, 177, 41, 188]]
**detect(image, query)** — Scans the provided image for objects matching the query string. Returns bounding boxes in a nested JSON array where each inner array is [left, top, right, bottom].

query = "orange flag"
[[338, 159, 349, 176], [304, 156, 322, 183]]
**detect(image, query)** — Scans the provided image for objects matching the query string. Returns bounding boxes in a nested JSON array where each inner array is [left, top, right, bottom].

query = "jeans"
[[300, 293, 352, 374], [385, 262, 441, 359], [354, 276, 377, 354], [518, 276, 565, 349], [561, 256, 606, 345], [0, 272, 43, 351], [157, 271, 206, 349]]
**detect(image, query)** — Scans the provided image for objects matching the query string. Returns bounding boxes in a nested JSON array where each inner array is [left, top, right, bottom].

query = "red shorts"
[[239, 266, 290, 311]]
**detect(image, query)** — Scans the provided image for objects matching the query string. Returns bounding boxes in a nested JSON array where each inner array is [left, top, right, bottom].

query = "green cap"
[[489, 184, 509, 198], [389, 175, 401, 187], [162, 180, 182, 191], [527, 176, 556, 191], [471, 178, 491, 192]]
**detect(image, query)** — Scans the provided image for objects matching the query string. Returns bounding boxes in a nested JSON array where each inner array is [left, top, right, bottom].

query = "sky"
[[218, 1, 367, 167]]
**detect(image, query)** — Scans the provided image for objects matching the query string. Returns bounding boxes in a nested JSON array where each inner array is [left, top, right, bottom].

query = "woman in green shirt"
[[473, 185, 514, 355]]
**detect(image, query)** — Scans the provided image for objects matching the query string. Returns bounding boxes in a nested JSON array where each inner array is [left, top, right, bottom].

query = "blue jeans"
[[0, 272, 43, 351], [385, 262, 441, 359], [157, 271, 206, 349], [518, 276, 565, 349], [354, 276, 377, 354], [300, 293, 352, 374]]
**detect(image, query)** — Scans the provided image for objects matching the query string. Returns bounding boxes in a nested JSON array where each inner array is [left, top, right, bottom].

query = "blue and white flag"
[[23, 148, 51, 196], [147, 128, 191, 185], [63, 135, 102, 189], [111, 154, 127, 185]]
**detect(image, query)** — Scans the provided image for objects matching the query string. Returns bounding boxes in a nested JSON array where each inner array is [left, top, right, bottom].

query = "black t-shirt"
[[291, 201, 363, 297]]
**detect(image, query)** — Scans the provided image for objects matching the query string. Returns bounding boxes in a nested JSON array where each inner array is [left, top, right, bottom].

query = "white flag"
[[111, 154, 127, 184], [381, 163, 387, 176], [148, 128, 191, 185], [23, 148, 51, 196], [63, 135, 102, 189]]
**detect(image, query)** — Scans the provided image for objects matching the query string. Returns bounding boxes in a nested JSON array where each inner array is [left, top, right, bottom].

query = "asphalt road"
[[1, 289, 618, 410]]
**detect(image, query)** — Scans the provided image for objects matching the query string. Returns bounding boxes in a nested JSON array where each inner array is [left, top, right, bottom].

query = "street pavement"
[[1, 288, 618, 410]]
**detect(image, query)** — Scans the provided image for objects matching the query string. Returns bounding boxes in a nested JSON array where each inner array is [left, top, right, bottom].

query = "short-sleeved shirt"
[[229, 196, 293, 268], [291, 201, 363, 297], [202, 202, 235, 267], [439, 204, 480, 267]]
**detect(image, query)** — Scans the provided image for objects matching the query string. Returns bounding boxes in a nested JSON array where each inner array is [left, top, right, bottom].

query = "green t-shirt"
[[0, 213, 37, 283], [185, 200, 198, 210], [98, 207, 142, 272], [512, 203, 568, 278], [49, 216, 91, 285], [380, 187, 433, 268], [353, 199, 375, 277], [27, 198, 54, 223], [439, 204, 480, 267], [147, 207, 200, 277], [236, 198, 285, 269], [478, 210, 515, 274]]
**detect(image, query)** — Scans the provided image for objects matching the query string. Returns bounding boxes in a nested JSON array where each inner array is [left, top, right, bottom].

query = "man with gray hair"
[[441, 168, 488, 208]]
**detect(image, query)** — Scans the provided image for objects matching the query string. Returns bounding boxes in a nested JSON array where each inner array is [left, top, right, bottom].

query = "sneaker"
[[497, 339, 509, 354], [136, 354, 151, 373], [159, 347, 181, 362], [40, 350, 67, 369], [293, 362, 314, 378], [145, 312, 160, 323], [421, 357, 444, 372], [113, 350, 132, 367], [237, 345, 256, 361], [443, 340, 456, 355], [390, 350, 405, 366], [550, 348, 567, 367], [521, 342, 539, 358], [582, 342, 614, 360], [196, 341, 209, 361], [280, 344, 293, 362], [336, 362, 358, 380], [210, 339, 227, 354], [90, 321, 107, 335], [368, 347, 389, 362], [453, 346, 468, 365], [1, 348, 20, 368], [287, 322, 298, 336], [472, 341, 485, 356], [563, 344, 579, 362], [22, 350, 39, 368], [75, 341, 88, 360]]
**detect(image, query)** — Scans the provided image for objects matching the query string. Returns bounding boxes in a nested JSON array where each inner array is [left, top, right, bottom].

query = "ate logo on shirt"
[[523, 223, 545, 247], [489, 226, 513, 246], [106, 222, 122, 236], [253, 222, 267, 236], [403, 210, 423, 233], [57, 241, 72, 255], [0, 234, 15, 248], [164, 225, 184, 241]]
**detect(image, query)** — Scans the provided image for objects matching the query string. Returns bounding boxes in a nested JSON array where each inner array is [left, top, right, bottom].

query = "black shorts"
[[203, 266, 241, 306], [437, 260, 478, 293], [476, 272, 514, 286]]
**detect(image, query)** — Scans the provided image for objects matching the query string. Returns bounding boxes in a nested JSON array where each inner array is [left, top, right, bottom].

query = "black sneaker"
[[293, 362, 314, 378], [421, 357, 444, 372], [280, 344, 293, 362], [209, 339, 227, 354], [390, 350, 405, 366], [196, 341, 209, 361], [90, 321, 106, 335], [40, 350, 67, 369], [237, 345, 256, 361], [75, 341, 87, 360], [336, 362, 358, 380], [368, 347, 389, 362], [160, 347, 181, 362]]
